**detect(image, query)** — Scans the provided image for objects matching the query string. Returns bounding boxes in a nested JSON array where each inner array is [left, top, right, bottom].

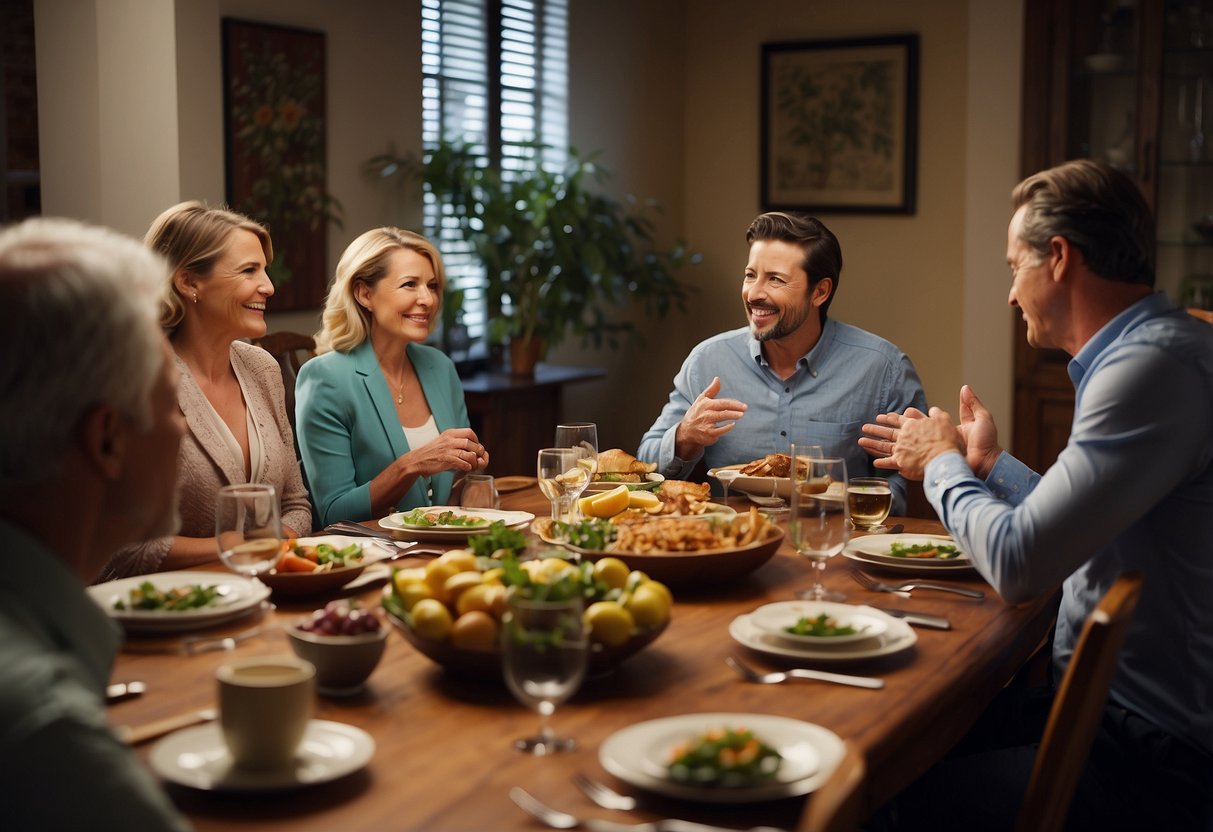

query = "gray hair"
[[0, 218, 167, 484]]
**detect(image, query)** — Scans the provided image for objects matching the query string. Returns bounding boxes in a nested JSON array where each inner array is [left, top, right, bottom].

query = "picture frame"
[[222, 18, 338, 311], [760, 34, 919, 215]]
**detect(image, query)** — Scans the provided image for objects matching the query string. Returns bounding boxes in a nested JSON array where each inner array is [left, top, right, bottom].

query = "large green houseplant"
[[394, 140, 696, 374]]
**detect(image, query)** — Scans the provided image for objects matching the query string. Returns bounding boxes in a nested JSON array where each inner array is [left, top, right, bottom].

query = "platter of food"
[[531, 509, 784, 585], [599, 712, 845, 802], [88, 571, 271, 633], [378, 506, 534, 541], [256, 535, 385, 597], [843, 533, 974, 573]]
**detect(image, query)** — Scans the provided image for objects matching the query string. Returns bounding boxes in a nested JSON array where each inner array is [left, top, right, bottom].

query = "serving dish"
[[256, 535, 383, 597]]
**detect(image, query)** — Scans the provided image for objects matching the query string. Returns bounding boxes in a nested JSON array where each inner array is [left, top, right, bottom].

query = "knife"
[[105, 681, 146, 704], [117, 708, 217, 746], [871, 606, 952, 630]]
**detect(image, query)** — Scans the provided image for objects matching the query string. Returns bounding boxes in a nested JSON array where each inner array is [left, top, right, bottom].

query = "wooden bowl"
[[384, 605, 668, 680]]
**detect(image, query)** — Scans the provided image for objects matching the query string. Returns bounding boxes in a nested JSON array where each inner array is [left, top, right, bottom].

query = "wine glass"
[[848, 477, 893, 533], [215, 484, 283, 578], [460, 473, 500, 509], [786, 443, 824, 505], [554, 422, 598, 520], [789, 457, 849, 601], [537, 448, 590, 524], [501, 594, 588, 754]]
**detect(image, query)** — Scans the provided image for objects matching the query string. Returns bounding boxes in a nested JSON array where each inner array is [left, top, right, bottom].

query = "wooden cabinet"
[[1017, 0, 1213, 471]]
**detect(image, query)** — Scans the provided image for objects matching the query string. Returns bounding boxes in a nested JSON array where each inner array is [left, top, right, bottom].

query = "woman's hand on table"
[[408, 428, 489, 474]]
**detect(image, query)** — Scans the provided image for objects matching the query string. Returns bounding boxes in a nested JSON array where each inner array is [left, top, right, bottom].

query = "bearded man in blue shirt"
[[864, 159, 1213, 830], [637, 212, 927, 513]]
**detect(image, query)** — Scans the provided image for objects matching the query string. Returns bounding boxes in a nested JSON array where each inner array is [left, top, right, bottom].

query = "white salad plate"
[[599, 712, 844, 803], [88, 571, 271, 633], [729, 605, 917, 662], [749, 600, 890, 645], [378, 506, 534, 541], [844, 533, 974, 573], [149, 719, 374, 792]]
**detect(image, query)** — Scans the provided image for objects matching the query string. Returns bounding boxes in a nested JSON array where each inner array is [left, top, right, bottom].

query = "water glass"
[[501, 594, 588, 754], [537, 448, 590, 524], [460, 473, 500, 509], [554, 422, 598, 473], [848, 477, 893, 533], [215, 484, 283, 577], [789, 457, 849, 601]]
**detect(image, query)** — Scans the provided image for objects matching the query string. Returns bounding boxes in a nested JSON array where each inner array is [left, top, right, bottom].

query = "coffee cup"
[[216, 655, 315, 770]]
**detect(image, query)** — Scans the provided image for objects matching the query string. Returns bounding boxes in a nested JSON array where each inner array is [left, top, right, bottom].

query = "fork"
[[851, 570, 984, 599], [574, 772, 638, 811], [510, 787, 784, 832], [726, 656, 884, 689]]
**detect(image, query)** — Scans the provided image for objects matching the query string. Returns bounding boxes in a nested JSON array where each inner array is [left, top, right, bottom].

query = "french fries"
[[614, 507, 773, 553]]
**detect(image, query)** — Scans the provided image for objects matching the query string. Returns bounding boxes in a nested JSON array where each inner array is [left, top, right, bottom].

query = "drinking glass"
[[786, 443, 824, 505], [215, 484, 283, 578], [501, 594, 588, 754], [554, 422, 598, 520], [460, 473, 500, 510], [789, 457, 849, 601], [847, 477, 893, 533], [537, 448, 590, 524]]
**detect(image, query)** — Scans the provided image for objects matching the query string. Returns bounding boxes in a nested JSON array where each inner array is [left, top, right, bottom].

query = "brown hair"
[[746, 212, 842, 321]]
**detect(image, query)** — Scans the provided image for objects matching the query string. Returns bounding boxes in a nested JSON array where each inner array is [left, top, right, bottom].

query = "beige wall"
[[34, 0, 1023, 466]]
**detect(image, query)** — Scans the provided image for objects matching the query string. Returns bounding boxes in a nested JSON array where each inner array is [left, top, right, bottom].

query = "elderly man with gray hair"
[[0, 218, 189, 830]]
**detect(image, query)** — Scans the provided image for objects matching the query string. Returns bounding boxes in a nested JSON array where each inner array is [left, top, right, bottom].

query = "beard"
[[747, 299, 813, 342]]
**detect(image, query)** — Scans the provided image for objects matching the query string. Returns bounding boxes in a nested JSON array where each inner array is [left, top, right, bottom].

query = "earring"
[[192, 291, 198, 304]]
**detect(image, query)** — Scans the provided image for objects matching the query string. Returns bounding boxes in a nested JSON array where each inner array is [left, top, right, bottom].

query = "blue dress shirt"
[[638, 319, 927, 513], [925, 293, 1213, 758]]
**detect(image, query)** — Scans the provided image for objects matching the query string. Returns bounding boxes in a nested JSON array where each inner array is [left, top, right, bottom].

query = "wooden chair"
[[1014, 572, 1143, 832], [796, 741, 866, 832], [251, 331, 316, 430], [1188, 307, 1213, 325]]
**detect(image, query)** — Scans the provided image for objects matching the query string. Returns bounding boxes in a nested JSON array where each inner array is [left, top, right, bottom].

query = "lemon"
[[436, 549, 477, 572], [481, 566, 505, 585], [627, 490, 661, 510], [444, 571, 483, 606], [450, 610, 499, 649], [398, 581, 434, 612], [593, 557, 631, 590], [392, 567, 426, 595], [424, 560, 461, 603], [583, 601, 635, 647], [626, 570, 651, 592], [626, 582, 671, 628], [410, 598, 453, 640], [585, 485, 630, 518]]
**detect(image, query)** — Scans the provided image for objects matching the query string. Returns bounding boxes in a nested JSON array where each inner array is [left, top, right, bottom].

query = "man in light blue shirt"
[[637, 212, 926, 513], [865, 160, 1213, 830]]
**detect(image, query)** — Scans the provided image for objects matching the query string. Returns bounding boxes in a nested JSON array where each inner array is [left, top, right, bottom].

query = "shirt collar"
[[1068, 292, 1174, 386], [749, 317, 836, 375], [0, 519, 121, 692]]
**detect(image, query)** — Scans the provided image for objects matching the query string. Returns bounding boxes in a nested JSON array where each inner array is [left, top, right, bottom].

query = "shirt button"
[[780, 431, 786, 437], [785, 387, 791, 393]]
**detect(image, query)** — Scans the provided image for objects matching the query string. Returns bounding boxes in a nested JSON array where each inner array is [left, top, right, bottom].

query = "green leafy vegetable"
[[889, 542, 961, 559], [466, 521, 528, 558], [668, 727, 782, 787], [114, 582, 223, 612], [398, 508, 490, 528], [784, 613, 862, 637]]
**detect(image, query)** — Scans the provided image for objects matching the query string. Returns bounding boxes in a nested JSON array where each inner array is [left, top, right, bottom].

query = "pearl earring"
[[192, 291, 198, 304]]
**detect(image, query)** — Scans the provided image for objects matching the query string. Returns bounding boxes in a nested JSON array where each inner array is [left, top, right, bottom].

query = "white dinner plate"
[[149, 719, 374, 792], [844, 533, 975, 573], [599, 712, 844, 803], [88, 571, 271, 634], [749, 600, 889, 645], [378, 506, 534, 541], [729, 608, 917, 662]]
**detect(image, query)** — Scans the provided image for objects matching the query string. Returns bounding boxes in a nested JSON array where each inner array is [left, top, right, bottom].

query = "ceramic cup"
[[216, 655, 315, 770]]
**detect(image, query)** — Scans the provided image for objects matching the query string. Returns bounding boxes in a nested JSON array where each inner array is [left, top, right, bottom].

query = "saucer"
[[149, 719, 374, 792]]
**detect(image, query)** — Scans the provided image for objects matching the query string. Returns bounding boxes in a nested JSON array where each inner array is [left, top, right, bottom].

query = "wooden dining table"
[[109, 487, 1058, 831]]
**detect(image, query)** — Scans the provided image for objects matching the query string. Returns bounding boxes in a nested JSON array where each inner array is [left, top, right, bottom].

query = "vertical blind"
[[421, 0, 568, 342]]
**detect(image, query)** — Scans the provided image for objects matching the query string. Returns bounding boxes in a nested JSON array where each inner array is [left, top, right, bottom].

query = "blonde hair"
[[315, 227, 446, 354], [145, 201, 273, 333]]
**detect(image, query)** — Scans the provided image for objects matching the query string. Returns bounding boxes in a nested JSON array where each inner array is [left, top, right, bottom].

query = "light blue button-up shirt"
[[638, 318, 926, 513], [925, 292, 1213, 757]]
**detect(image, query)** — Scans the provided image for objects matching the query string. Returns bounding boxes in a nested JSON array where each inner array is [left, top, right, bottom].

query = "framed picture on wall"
[[222, 18, 341, 311], [760, 34, 919, 215]]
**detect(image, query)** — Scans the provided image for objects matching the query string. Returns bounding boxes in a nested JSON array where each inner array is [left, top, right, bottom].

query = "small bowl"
[[287, 625, 388, 696]]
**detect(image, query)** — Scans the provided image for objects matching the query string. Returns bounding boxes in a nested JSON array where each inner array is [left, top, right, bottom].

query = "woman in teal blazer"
[[296, 228, 489, 525]]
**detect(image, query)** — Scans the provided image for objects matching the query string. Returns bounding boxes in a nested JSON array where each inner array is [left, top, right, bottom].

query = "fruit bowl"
[[384, 600, 668, 680]]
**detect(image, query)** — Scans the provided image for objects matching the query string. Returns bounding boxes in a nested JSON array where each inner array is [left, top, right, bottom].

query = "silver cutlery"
[[574, 773, 638, 811], [105, 680, 145, 704], [851, 570, 985, 599], [726, 656, 884, 689], [118, 707, 217, 746], [123, 621, 281, 656], [868, 606, 952, 630], [510, 787, 784, 832]]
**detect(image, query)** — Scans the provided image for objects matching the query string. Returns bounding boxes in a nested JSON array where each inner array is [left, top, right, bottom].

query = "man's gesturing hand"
[[673, 376, 747, 461]]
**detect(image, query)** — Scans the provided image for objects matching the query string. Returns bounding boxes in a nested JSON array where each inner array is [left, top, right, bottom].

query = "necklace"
[[376, 351, 408, 405]]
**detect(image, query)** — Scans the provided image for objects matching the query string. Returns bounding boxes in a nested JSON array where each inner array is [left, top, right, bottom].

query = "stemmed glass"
[[537, 448, 590, 524], [460, 473, 500, 510], [789, 457, 849, 601], [715, 467, 741, 506], [554, 422, 598, 520], [501, 594, 588, 754], [215, 484, 283, 578]]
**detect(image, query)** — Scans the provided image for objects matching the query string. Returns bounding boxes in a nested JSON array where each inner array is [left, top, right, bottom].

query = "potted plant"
[[387, 140, 696, 375]]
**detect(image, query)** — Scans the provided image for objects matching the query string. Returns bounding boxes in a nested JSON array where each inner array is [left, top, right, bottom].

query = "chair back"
[[797, 740, 866, 832], [1014, 572, 1143, 832], [251, 331, 316, 429]]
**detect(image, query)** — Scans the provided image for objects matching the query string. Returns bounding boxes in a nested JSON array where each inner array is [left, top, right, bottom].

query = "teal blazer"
[[295, 340, 469, 525]]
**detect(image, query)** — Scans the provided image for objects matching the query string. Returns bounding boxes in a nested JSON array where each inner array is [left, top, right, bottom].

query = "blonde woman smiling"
[[296, 227, 488, 525]]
